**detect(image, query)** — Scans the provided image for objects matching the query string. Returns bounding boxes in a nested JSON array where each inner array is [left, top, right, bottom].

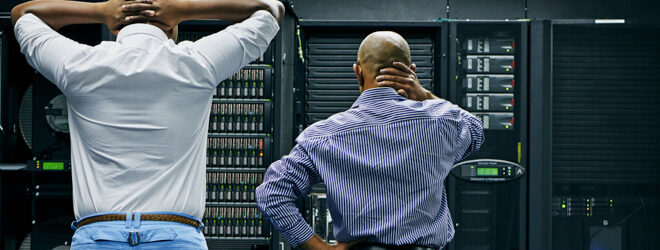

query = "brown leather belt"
[[77, 214, 201, 229]]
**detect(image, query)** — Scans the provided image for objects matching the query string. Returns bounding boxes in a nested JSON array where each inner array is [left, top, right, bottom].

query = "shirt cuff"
[[280, 217, 316, 247]]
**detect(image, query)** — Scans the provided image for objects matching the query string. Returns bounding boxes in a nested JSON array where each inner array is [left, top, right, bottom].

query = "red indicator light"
[[511, 79, 515, 88], [511, 60, 515, 68], [511, 41, 515, 49], [511, 98, 515, 106]]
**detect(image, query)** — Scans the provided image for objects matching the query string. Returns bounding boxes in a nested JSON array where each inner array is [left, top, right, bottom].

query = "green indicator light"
[[476, 167, 499, 176], [561, 204, 566, 208], [43, 162, 64, 170], [610, 199, 613, 202]]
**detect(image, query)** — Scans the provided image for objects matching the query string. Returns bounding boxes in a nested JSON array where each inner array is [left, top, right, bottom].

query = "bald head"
[[353, 31, 412, 92], [357, 31, 411, 74]]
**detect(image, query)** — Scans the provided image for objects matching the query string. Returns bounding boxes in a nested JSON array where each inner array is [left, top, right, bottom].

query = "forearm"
[[256, 145, 321, 246], [255, 163, 316, 246], [11, 1, 105, 29], [175, 0, 284, 24]]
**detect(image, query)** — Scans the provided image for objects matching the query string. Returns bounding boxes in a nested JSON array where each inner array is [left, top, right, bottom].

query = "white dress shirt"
[[14, 11, 279, 220]]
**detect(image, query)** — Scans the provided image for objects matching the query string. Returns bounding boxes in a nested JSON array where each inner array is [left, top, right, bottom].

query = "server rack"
[[528, 20, 660, 250], [446, 21, 528, 250], [178, 20, 281, 250]]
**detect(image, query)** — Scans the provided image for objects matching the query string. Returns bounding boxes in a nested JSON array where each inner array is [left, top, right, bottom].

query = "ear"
[[410, 63, 417, 73], [353, 63, 364, 91]]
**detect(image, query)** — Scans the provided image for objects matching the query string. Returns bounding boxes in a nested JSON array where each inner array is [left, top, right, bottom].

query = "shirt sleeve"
[[193, 10, 280, 86], [13, 14, 91, 91], [256, 141, 322, 247], [454, 108, 485, 163]]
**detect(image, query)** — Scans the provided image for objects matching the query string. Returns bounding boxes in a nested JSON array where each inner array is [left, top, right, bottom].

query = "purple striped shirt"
[[256, 87, 484, 248]]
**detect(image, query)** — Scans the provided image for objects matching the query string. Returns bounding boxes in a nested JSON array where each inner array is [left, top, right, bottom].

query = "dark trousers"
[[351, 242, 436, 250]]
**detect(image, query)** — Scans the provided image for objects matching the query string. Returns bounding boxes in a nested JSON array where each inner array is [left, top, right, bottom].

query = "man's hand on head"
[[100, 0, 159, 34], [376, 62, 438, 101], [121, 0, 182, 31]]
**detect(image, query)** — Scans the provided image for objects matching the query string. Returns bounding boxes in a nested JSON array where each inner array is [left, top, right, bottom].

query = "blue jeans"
[[70, 212, 207, 249]]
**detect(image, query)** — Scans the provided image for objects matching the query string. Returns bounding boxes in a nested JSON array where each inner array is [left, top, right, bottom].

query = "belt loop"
[[71, 220, 79, 231], [125, 212, 132, 229], [134, 212, 142, 228]]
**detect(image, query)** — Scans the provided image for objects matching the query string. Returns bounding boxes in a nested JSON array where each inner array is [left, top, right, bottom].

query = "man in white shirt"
[[11, 0, 283, 248]]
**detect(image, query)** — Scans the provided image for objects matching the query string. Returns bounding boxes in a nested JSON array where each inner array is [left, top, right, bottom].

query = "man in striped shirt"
[[256, 31, 484, 250]]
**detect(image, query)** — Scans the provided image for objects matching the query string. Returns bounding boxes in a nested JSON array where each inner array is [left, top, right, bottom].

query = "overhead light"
[[594, 19, 625, 24]]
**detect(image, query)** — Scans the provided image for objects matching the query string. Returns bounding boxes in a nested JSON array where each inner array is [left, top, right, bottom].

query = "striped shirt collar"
[[352, 87, 407, 108]]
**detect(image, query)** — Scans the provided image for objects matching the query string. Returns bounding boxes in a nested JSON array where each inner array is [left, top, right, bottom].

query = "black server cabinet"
[[294, 21, 446, 245], [295, 21, 445, 129], [177, 21, 283, 250], [447, 21, 528, 250], [529, 21, 660, 250]]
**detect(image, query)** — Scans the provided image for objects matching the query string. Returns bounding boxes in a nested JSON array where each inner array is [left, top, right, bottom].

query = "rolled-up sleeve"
[[256, 142, 321, 247], [454, 109, 485, 162], [13, 14, 90, 91], [193, 10, 280, 86]]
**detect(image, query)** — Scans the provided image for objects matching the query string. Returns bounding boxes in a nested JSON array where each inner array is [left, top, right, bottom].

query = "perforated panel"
[[305, 34, 434, 126], [552, 25, 660, 184]]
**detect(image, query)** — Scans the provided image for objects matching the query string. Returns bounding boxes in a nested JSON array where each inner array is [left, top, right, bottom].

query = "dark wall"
[[290, 0, 447, 21], [3, 0, 659, 21], [1, 0, 23, 13], [289, 0, 660, 21], [527, 0, 660, 21], [449, 0, 525, 19]]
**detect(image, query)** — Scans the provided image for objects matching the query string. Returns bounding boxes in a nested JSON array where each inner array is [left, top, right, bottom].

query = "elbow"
[[254, 185, 267, 213], [273, 1, 285, 23], [255, 185, 271, 217], [258, 0, 285, 25], [10, 4, 28, 25]]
